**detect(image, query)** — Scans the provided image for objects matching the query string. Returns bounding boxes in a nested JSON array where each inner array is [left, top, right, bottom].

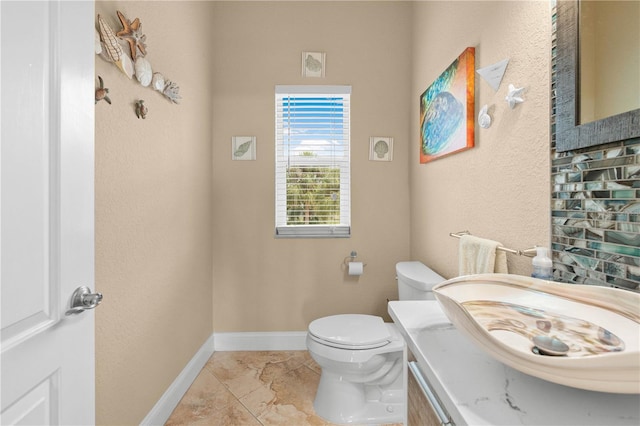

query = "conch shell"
[[97, 14, 133, 79]]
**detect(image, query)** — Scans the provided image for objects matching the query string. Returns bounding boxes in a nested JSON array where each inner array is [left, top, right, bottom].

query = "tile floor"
[[165, 351, 402, 426], [164, 351, 327, 425]]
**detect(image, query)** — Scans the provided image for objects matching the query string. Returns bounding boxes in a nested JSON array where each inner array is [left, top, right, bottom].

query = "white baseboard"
[[140, 332, 307, 425], [213, 331, 307, 351], [140, 334, 215, 426]]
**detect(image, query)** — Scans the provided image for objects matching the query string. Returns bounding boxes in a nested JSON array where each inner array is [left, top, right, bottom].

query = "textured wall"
[[409, 1, 552, 278], [92, 1, 565, 423], [94, 2, 214, 424], [210, 1, 413, 331]]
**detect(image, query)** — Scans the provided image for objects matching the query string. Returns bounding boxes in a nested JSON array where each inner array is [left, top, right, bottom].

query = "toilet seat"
[[308, 314, 391, 350]]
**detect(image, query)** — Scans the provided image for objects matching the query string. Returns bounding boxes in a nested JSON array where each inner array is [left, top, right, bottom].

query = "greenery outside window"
[[275, 85, 351, 238]]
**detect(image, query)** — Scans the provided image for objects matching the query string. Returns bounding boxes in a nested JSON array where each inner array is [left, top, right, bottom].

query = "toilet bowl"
[[307, 262, 445, 425], [307, 314, 405, 425]]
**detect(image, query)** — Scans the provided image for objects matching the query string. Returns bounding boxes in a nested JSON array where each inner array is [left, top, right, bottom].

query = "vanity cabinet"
[[407, 352, 453, 426], [390, 301, 640, 426]]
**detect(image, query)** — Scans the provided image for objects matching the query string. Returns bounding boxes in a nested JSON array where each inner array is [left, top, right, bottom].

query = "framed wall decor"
[[419, 47, 475, 163], [369, 137, 393, 161], [302, 51, 325, 77], [232, 136, 256, 161]]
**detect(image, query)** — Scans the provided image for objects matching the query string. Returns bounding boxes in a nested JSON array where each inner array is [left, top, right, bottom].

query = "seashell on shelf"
[[151, 73, 165, 92], [162, 80, 181, 104], [134, 57, 152, 87]]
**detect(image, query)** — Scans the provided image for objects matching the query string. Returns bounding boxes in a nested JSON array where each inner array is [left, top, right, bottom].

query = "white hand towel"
[[459, 234, 509, 275]]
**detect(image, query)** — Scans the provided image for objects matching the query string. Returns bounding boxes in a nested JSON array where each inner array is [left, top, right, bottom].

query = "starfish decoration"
[[116, 10, 147, 61], [505, 84, 525, 109]]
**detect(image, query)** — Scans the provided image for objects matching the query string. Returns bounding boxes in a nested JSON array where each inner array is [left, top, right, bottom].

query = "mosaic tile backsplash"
[[551, 140, 640, 292], [550, 3, 639, 292]]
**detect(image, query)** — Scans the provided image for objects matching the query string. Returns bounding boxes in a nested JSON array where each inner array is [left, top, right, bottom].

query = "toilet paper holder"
[[343, 251, 367, 267]]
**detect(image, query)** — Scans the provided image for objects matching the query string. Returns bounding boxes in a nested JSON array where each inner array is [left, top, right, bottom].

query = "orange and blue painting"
[[420, 47, 475, 163]]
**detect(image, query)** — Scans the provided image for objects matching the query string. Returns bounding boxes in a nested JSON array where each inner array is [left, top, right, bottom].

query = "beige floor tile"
[[166, 351, 401, 426], [242, 365, 324, 425], [182, 400, 262, 426], [165, 368, 239, 425], [170, 401, 262, 426], [207, 351, 311, 399]]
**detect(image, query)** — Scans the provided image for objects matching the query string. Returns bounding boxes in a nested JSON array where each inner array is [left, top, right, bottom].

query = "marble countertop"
[[388, 300, 640, 426]]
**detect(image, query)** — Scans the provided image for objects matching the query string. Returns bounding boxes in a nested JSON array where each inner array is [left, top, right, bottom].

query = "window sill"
[[275, 225, 351, 239]]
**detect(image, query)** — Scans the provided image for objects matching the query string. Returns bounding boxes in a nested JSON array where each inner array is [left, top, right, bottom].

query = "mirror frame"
[[555, 0, 640, 152]]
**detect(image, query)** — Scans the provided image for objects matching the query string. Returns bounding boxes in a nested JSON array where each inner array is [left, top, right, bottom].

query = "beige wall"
[[210, 1, 413, 331], [409, 1, 552, 278], [93, 1, 552, 423], [95, 2, 214, 424]]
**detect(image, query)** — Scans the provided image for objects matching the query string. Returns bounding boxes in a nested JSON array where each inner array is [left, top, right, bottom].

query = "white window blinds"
[[275, 85, 351, 238]]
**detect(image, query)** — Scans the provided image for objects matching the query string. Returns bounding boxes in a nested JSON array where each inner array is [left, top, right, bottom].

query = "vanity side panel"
[[407, 352, 444, 426]]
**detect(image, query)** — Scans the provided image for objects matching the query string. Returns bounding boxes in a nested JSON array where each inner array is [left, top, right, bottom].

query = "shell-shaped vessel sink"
[[432, 274, 640, 394]]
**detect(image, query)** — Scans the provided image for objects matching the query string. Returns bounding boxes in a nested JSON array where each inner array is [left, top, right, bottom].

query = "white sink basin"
[[432, 274, 640, 394]]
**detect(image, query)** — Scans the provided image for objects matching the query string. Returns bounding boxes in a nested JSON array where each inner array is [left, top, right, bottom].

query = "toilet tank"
[[396, 261, 445, 300]]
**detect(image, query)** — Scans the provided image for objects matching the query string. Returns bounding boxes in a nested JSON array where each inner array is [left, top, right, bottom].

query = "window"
[[275, 85, 351, 238]]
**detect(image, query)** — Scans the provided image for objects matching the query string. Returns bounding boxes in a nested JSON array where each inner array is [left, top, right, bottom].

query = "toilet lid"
[[308, 314, 391, 348]]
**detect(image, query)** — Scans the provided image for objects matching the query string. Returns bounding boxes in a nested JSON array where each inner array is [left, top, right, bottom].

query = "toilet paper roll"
[[348, 261, 364, 276]]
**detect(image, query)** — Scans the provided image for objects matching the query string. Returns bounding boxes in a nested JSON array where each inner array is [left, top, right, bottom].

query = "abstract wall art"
[[420, 47, 475, 163]]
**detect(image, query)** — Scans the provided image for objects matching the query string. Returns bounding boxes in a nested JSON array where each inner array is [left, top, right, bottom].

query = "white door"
[[1, 1, 96, 424]]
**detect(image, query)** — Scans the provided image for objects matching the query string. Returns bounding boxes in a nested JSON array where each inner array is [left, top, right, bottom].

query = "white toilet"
[[306, 261, 445, 425]]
